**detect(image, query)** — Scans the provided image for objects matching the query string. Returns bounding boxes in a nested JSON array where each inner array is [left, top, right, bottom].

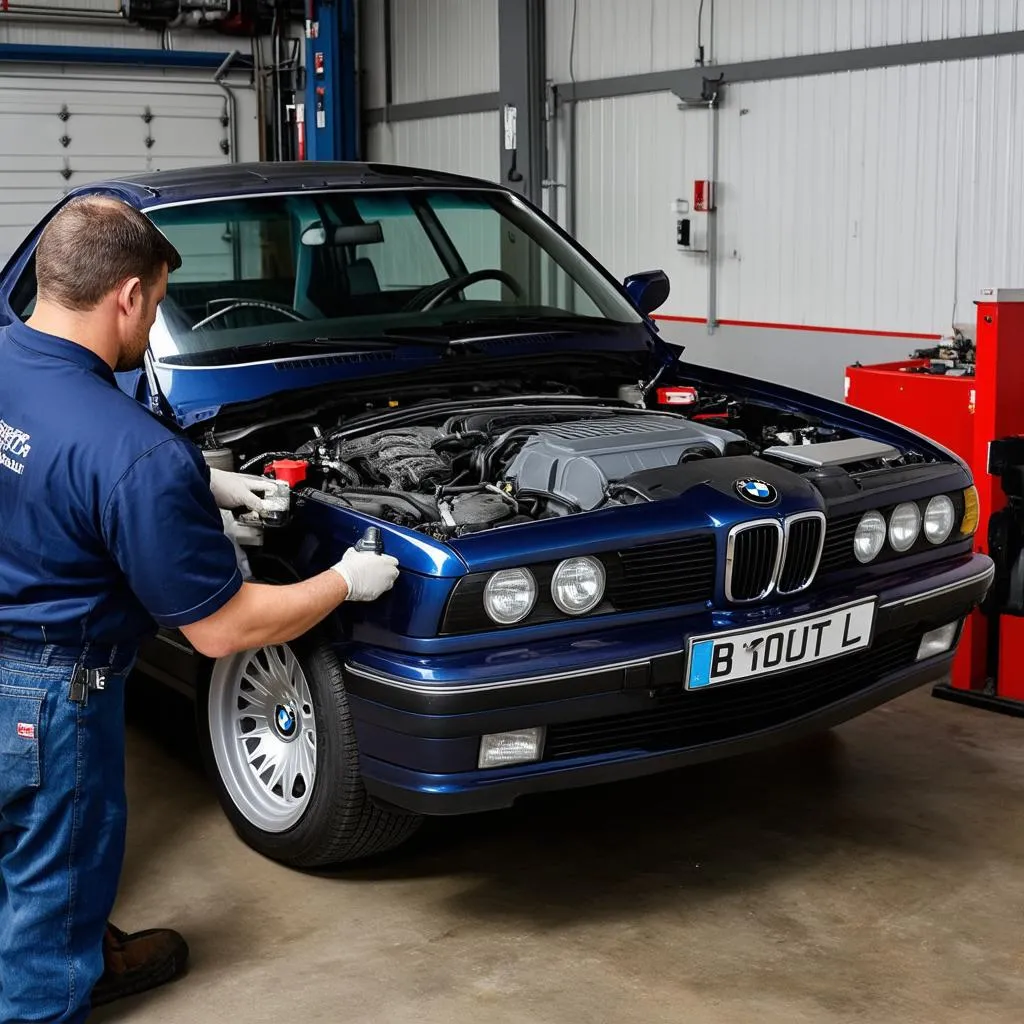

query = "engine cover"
[[504, 414, 743, 510]]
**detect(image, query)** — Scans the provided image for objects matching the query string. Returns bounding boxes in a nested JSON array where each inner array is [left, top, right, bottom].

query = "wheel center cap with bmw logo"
[[275, 704, 298, 738], [735, 478, 778, 505]]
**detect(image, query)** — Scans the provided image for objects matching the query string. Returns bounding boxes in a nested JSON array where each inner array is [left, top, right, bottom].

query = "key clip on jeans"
[[68, 665, 110, 706]]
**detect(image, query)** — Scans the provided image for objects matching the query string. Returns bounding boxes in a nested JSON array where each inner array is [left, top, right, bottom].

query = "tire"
[[197, 633, 422, 868]]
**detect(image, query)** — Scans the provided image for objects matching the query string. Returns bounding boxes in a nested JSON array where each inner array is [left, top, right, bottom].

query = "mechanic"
[[0, 196, 399, 1022]]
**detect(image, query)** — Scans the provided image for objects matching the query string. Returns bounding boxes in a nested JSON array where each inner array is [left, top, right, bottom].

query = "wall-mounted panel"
[[366, 111, 500, 181]]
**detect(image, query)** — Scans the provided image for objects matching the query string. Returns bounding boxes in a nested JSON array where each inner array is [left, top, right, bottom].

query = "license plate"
[[685, 598, 877, 690]]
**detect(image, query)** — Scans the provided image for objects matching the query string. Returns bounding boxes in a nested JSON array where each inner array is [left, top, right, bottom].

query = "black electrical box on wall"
[[121, 0, 183, 28]]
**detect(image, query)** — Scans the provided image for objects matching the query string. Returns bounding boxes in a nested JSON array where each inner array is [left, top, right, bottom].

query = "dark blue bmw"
[[0, 163, 994, 867]]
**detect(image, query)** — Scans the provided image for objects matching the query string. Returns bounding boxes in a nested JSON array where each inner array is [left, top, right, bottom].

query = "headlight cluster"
[[482, 556, 607, 626], [853, 488, 975, 564]]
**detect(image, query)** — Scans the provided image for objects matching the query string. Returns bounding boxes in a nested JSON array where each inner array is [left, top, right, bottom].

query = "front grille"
[[727, 523, 781, 601], [545, 631, 920, 761], [819, 514, 860, 574], [605, 535, 716, 612], [779, 515, 825, 593]]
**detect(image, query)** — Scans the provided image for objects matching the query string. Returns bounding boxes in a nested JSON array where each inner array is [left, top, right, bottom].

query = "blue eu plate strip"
[[688, 640, 714, 689]]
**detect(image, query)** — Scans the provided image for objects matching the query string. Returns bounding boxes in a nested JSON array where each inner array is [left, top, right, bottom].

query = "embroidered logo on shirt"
[[0, 418, 32, 477], [16, 722, 35, 740]]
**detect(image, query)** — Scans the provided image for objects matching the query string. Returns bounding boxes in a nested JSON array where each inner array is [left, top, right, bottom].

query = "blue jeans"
[[0, 639, 135, 1024]]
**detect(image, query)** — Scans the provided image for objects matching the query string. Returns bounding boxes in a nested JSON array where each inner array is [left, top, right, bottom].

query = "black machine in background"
[[987, 437, 1024, 617], [122, 0, 305, 33]]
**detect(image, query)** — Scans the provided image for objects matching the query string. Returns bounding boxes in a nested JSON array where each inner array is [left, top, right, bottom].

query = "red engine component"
[[264, 458, 309, 487], [656, 386, 699, 407]]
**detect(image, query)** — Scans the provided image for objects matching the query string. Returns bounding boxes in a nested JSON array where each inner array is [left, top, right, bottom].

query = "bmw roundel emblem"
[[735, 478, 778, 505], [275, 705, 297, 737]]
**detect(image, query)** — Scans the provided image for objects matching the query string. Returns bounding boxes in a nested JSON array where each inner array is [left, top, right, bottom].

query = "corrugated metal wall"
[[566, 55, 1024, 337], [539, 0, 1024, 396], [546, 0, 1024, 78], [716, 55, 1024, 334], [360, 0, 499, 179], [366, 112, 500, 180]]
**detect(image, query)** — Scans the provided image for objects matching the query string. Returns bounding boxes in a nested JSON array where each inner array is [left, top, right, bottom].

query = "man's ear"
[[116, 276, 144, 315]]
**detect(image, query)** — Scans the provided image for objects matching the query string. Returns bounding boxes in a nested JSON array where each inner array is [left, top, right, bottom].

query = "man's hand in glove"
[[209, 467, 279, 513], [331, 548, 400, 601]]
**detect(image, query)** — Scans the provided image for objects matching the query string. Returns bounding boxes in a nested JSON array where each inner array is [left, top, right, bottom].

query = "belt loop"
[[109, 644, 119, 669]]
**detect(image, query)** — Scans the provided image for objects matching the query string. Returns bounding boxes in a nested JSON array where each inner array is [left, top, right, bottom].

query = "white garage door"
[[0, 71, 236, 265]]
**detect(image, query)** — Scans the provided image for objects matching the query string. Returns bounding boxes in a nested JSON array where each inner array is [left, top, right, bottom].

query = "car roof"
[[73, 161, 503, 208]]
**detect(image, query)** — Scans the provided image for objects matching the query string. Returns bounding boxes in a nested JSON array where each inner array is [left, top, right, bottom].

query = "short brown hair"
[[35, 195, 182, 311]]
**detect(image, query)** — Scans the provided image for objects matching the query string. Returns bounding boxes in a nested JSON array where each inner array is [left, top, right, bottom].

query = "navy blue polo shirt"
[[0, 321, 242, 647]]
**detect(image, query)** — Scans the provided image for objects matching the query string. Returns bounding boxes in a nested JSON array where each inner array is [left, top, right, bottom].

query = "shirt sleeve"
[[102, 437, 243, 628]]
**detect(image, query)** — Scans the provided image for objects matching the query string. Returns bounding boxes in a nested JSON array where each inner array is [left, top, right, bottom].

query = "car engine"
[[204, 390, 926, 540]]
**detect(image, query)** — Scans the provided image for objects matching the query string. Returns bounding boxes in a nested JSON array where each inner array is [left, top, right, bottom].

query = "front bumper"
[[344, 554, 993, 816]]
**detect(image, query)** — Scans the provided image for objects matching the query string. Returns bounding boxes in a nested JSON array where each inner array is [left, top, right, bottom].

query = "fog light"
[[478, 727, 545, 769], [916, 621, 961, 661]]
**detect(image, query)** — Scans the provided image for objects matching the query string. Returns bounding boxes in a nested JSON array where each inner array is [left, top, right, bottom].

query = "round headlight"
[[483, 568, 537, 625], [854, 511, 887, 563], [551, 556, 606, 615], [924, 494, 956, 545], [889, 502, 922, 552]]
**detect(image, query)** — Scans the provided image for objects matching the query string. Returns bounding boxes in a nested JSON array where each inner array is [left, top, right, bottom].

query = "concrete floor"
[[93, 677, 1024, 1024]]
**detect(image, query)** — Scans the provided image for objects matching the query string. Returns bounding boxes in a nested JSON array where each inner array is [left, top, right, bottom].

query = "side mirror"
[[623, 270, 670, 316]]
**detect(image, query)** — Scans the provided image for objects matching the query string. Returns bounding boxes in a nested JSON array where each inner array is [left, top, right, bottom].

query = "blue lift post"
[[303, 0, 358, 161]]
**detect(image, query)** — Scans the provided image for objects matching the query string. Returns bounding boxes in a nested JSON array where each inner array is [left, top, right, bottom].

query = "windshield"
[[147, 188, 642, 364]]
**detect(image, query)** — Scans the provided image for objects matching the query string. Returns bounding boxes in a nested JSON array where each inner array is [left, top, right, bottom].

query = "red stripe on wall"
[[653, 314, 942, 341]]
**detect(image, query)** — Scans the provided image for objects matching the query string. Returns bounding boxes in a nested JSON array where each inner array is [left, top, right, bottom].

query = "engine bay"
[[199, 373, 934, 541]]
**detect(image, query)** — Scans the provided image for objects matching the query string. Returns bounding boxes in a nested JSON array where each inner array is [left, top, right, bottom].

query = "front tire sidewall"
[[197, 633, 420, 868]]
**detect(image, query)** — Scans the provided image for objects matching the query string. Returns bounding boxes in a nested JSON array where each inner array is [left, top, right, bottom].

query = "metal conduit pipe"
[[2, 3, 124, 21], [0, 12, 125, 27], [213, 49, 242, 163]]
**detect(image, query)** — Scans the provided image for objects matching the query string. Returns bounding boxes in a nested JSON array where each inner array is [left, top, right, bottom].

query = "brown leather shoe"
[[90, 922, 190, 1007]]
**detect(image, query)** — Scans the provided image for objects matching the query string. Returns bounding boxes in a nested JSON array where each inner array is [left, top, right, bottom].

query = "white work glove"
[[209, 467, 279, 513], [331, 547, 400, 601]]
